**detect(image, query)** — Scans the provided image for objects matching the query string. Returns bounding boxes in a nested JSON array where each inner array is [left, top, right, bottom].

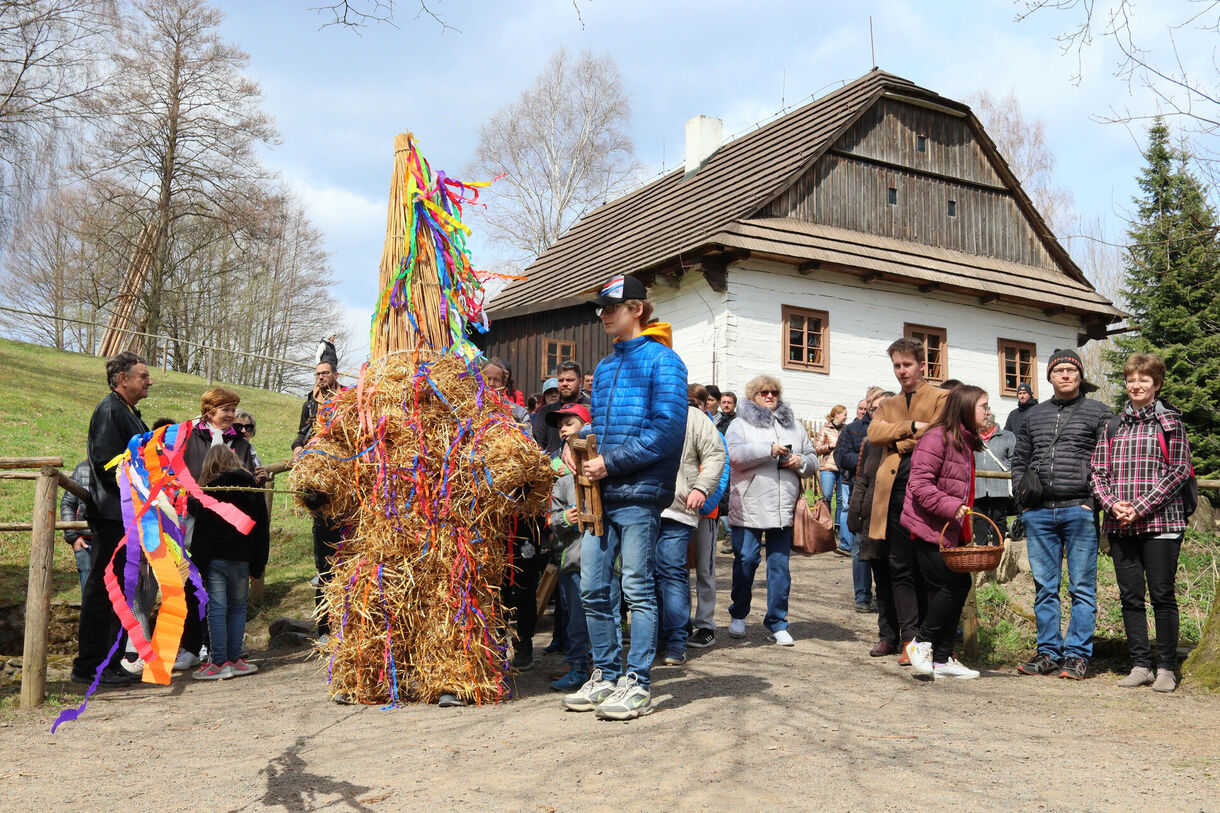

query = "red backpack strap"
[[1158, 426, 1196, 475]]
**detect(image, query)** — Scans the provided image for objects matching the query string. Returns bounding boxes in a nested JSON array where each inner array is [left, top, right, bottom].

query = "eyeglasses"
[[595, 303, 622, 318], [868, 406, 880, 413], [757, 389, 779, 397]]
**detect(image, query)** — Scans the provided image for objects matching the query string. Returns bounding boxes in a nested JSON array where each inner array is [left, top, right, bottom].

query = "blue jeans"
[[654, 518, 694, 657], [558, 568, 590, 673], [74, 545, 92, 595], [849, 529, 873, 605], [580, 503, 660, 687], [205, 559, 250, 665], [729, 526, 793, 632], [1023, 505, 1098, 660]]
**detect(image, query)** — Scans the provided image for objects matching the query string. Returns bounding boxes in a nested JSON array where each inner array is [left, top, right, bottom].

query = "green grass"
[[0, 337, 317, 650]]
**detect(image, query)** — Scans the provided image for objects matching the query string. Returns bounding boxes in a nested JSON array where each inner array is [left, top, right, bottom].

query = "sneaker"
[[769, 629, 794, 646], [905, 640, 934, 675], [897, 640, 913, 666], [854, 602, 872, 613], [119, 656, 147, 676], [663, 651, 687, 666], [438, 693, 465, 707], [688, 628, 716, 648], [192, 662, 228, 681], [512, 645, 534, 672], [1117, 666, 1155, 688], [933, 658, 980, 680], [173, 649, 200, 672], [71, 667, 132, 686], [550, 670, 588, 692], [199, 644, 209, 662], [542, 640, 564, 655], [728, 618, 746, 638], [1058, 656, 1088, 680], [1017, 652, 1061, 676], [1152, 668, 1177, 693], [562, 668, 616, 711], [594, 673, 653, 720], [228, 659, 259, 677]]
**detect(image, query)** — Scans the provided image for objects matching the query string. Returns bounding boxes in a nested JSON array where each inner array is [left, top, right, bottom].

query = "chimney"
[[685, 115, 722, 177]]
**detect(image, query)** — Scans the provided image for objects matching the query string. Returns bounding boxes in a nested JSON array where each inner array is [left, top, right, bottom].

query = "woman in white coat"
[[726, 374, 818, 645]]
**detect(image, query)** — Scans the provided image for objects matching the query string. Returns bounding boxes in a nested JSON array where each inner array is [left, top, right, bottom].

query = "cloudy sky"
[[211, 0, 1201, 361]]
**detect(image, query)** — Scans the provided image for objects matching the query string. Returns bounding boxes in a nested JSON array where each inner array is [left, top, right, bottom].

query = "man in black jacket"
[[835, 389, 881, 612], [531, 361, 590, 457], [1010, 349, 1112, 681], [71, 352, 151, 686], [1003, 382, 1039, 437]]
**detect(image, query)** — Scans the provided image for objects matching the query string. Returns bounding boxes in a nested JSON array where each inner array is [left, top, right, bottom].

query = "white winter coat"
[[726, 399, 817, 529]]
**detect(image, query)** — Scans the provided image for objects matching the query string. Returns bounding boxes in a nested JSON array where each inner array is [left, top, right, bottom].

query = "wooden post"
[[962, 572, 979, 661], [21, 467, 58, 709]]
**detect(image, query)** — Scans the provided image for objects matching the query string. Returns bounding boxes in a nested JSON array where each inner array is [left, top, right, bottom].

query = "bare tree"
[[467, 48, 640, 262], [967, 89, 1076, 236], [79, 0, 277, 349]]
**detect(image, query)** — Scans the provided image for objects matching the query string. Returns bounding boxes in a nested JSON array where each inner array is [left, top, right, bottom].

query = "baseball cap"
[[545, 402, 592, 427], [542, 377, 559, 394], [589, 274, 647, 307]]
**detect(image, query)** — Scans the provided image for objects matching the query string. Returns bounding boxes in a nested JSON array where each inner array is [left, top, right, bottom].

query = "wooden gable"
[[766, 97, 1056, 269]]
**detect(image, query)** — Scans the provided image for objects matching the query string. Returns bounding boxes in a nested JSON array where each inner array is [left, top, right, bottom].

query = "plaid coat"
[[1090, 399, 1192, 536]]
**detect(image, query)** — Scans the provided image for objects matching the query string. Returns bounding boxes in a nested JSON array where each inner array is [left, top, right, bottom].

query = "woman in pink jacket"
[[901, 384, 990, 680]]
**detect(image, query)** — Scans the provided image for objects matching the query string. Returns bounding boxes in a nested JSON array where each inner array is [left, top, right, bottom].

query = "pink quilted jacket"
[[900, 426, 976, 547]]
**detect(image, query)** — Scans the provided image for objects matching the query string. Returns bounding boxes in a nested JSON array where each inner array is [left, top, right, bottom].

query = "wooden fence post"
[[21, 466, 58, 709]]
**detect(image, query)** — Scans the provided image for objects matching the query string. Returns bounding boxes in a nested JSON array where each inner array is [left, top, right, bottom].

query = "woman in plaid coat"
[[1090, 353, 1193, 693]]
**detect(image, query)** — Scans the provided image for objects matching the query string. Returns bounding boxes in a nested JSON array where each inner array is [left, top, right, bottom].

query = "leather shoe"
[[869, 640, 898, 657]]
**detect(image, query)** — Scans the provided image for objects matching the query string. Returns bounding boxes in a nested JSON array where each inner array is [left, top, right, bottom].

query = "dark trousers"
[[313, 515, 344, 634], [973, 496, 1010, 547], [74, 518, 126, 676], [181, 580, 205, 655], [1112, 533, 1182, 670], [870, 541, 899, 646], [505, 525, 544, 650], [886, 493, 926, 643], [914, 538, 973, 663]]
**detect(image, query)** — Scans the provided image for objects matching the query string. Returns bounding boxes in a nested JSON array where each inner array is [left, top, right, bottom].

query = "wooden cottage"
[[479, 68, 1122, 423]]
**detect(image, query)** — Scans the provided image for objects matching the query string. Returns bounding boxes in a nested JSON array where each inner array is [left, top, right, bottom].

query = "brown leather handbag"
[[792, 486, 835, 555]]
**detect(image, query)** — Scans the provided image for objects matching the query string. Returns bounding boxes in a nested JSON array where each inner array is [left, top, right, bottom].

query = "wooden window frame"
[[781, 304, 830, 374], [997, 338, 1038, 398], [541, 338, 576, 380], [904, 323, 948, 385]]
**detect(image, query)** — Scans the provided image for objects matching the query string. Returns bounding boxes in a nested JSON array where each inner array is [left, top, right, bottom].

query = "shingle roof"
[[487, 68, 1118, 323]]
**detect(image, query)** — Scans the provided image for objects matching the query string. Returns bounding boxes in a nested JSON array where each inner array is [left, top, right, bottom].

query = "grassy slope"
[[0, 338, 316, 634]]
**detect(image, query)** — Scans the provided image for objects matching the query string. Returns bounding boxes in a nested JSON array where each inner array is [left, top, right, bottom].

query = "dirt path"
[[3, 554, 1219, 811]]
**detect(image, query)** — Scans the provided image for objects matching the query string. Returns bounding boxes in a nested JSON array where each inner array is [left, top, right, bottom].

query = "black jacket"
[[714, 411, 735, 435], [531, 394, 591, 458], [188, 468, 270, 579], [183, 423, 258, 481], [292, 387, 339, 450], [834, 415, 870, 485], [846, 440, 886, 560], [60, 460, 91, 543], [1003, 398, 1039, 437], [1010, 394, 1113, 509], [86, 391, 149, 521]]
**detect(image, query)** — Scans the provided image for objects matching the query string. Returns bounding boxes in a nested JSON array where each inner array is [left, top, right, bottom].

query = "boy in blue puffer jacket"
[[561, 274, 688, 721]]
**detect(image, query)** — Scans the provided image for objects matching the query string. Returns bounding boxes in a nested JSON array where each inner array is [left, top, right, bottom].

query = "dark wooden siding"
[[767, 99, 1055, 269], [475, 304, 613, 397]]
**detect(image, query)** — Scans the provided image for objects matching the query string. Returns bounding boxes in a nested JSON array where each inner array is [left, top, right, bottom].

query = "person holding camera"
[[724, 375, 817, 646]]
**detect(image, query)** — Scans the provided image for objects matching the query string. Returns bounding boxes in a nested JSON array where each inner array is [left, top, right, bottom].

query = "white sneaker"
[[119, 657, 146, 676], [173, 649, 200, 672], [933, 657, 980, 680], [594, 673, 653, 720], [769, 629, 795, 646], [728, 618, 746, 638], [562, 668, 616, 712], [199, 644, 209, 662], [906, 640, 934, 675]]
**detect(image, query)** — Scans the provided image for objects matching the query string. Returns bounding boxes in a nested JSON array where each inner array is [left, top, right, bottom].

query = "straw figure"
[[290, 133, 553, 705]]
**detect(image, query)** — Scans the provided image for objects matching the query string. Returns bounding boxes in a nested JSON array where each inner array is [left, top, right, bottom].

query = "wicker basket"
[[938, 511, 1005, 573]]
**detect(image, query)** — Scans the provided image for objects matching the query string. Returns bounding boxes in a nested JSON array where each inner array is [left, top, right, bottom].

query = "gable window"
[[917, 135, 927, 152], [542, 338, 576, 379], [904, 323, 947, 385], [782, 305, 829, 373], [887, 187, 898, 205], [998, 339, 1038, 398], [947, 200, 957, 217]]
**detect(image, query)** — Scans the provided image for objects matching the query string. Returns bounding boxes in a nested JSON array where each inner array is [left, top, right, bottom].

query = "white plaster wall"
[[659, 260, 1084, 426]]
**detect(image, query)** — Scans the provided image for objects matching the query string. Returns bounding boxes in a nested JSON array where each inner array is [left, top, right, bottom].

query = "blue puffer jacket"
[[589, 322, 689, 508]]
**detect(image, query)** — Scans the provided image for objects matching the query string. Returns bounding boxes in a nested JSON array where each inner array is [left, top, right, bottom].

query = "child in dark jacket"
[[190, 445, 269, 681], [902, 385, 989, 681]]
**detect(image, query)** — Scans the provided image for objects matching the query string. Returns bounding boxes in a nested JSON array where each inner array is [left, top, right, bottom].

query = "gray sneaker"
[[562, 668, 615, 711], [594, 673, 653, 720]]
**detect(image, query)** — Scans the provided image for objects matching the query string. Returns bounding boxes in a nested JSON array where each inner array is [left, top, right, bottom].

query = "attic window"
[[947, 200, 957, 217], [917, 135, 927, 152], [887, 187, 897, 205]]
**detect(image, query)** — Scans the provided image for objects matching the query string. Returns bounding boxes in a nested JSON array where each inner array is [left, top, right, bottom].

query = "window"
[[947, 200, 957, 217], [917, 135, 927, 152], [904, 323, 947, 385], [887, 187, 898, 205], [542, 338, 576, 379], [782, 305, 829, 373], [998, 339, 1038, 398]]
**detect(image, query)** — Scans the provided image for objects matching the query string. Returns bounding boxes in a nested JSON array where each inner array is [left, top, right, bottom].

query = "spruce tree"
[[1108, 118, 1220, 477]]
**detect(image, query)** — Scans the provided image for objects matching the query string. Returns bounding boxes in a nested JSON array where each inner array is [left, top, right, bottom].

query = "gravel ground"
[[2, 552, 1218, 812]]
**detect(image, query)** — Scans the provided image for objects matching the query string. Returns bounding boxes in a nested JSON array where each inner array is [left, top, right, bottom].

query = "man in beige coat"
[[867, 338, 948, 660]]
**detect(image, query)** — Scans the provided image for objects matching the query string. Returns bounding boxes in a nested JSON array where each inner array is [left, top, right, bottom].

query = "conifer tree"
[[1109, 118, 1220, 477]]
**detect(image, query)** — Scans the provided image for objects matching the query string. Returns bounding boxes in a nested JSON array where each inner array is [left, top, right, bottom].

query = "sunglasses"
[[233, 423, 253, 432], [595, 303, 623, 318], [757, 389, 780, 397]]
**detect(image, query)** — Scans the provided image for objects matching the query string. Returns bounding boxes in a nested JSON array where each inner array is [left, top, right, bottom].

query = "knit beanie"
[[1045, 348, 1098, 394]]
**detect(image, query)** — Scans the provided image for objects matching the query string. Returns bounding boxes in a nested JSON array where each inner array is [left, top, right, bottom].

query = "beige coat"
[[866, 382, 948, 538], [661, 407, 728, 527]]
